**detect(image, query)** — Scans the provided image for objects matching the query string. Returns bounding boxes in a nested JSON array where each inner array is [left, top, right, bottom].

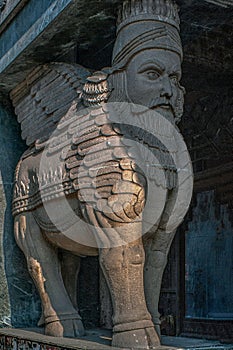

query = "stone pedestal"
[[0, 329, 179, 350]]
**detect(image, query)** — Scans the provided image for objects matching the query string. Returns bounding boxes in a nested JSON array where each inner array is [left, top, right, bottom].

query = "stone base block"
[[0, 328, 178, 350]]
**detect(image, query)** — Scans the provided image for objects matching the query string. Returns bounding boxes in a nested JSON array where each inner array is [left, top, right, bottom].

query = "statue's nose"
[[160, 75, 173, 98]]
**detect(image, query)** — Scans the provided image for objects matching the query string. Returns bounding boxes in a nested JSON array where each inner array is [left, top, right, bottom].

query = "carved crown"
[[116, 0, 180, 33], [112, 0, 182, 68]]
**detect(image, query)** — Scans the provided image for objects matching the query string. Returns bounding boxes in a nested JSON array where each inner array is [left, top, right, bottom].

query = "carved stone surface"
[[204, 0, 233, 6], [10, 0, 193, 348], [0, 0, 6, 11]]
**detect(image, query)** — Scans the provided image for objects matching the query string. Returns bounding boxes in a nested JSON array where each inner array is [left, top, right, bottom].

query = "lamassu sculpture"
[[11, 0, 193, 348]]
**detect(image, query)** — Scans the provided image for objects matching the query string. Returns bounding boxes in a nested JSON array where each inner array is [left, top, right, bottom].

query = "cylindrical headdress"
[[112, 0, 182, 70]]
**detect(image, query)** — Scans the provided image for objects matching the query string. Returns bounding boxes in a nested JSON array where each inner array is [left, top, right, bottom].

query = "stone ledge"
[[0, 328, 123, 350], [0, 328, 178, 350], [1, 328, 233, 350]]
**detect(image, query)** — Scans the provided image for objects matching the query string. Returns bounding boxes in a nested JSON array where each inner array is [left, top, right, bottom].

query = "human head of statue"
[[109, 0, 185, 123]]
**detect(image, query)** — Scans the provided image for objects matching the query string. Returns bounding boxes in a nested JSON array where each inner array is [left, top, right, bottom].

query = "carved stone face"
[[125, 49, 182, 118]]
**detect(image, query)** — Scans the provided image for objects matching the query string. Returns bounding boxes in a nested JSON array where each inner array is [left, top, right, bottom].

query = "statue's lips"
[[151, 104, 172, 111], [159, 105, 171, 109]]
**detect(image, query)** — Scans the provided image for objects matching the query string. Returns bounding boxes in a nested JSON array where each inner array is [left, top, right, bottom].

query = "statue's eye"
[[144, 70, 160, 80]]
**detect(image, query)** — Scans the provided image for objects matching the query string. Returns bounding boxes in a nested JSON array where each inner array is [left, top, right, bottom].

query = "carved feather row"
[[10, 63, 90, 146]]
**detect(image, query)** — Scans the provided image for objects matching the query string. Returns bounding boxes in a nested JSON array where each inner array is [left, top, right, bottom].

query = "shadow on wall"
[[0, 102, 41, 328]]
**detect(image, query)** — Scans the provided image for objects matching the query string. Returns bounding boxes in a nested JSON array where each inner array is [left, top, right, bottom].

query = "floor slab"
[[0, 328, 233, 349]]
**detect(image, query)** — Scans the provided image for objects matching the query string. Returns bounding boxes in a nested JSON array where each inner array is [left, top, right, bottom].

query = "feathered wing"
[[10, 62, 91, 147], [11, 62, 90, 216]]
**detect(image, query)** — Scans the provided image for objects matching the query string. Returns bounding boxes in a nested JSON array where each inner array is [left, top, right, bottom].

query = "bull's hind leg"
[[61, 251, 81, 310], [144, 229, 176, 337], [14, 212, 84, 338]]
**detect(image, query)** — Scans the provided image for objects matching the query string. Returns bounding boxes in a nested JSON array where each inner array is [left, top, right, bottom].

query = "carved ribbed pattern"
[[204, 0, 233, 7], [0, 0, 7, 11], [117, 0, 180, 28]]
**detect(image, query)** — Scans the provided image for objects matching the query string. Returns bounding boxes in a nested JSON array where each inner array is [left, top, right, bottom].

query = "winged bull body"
[[10, 62, 193, 348]]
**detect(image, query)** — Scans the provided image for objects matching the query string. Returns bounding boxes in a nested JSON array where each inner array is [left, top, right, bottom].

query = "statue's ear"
[[82, 71, 112, 107]]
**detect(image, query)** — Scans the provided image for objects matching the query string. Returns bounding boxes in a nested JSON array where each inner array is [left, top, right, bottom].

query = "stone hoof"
[[45, 318, 85, 338], [112, 327, 160, 349], [62, 318, 85, 338], [45, 320, 64, 337]]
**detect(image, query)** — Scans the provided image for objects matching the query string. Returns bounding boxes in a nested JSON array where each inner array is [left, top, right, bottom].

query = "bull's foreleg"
[[100, 236, 160, 349], [14, 212, 84, 338], [84, 174, 160, 348]]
